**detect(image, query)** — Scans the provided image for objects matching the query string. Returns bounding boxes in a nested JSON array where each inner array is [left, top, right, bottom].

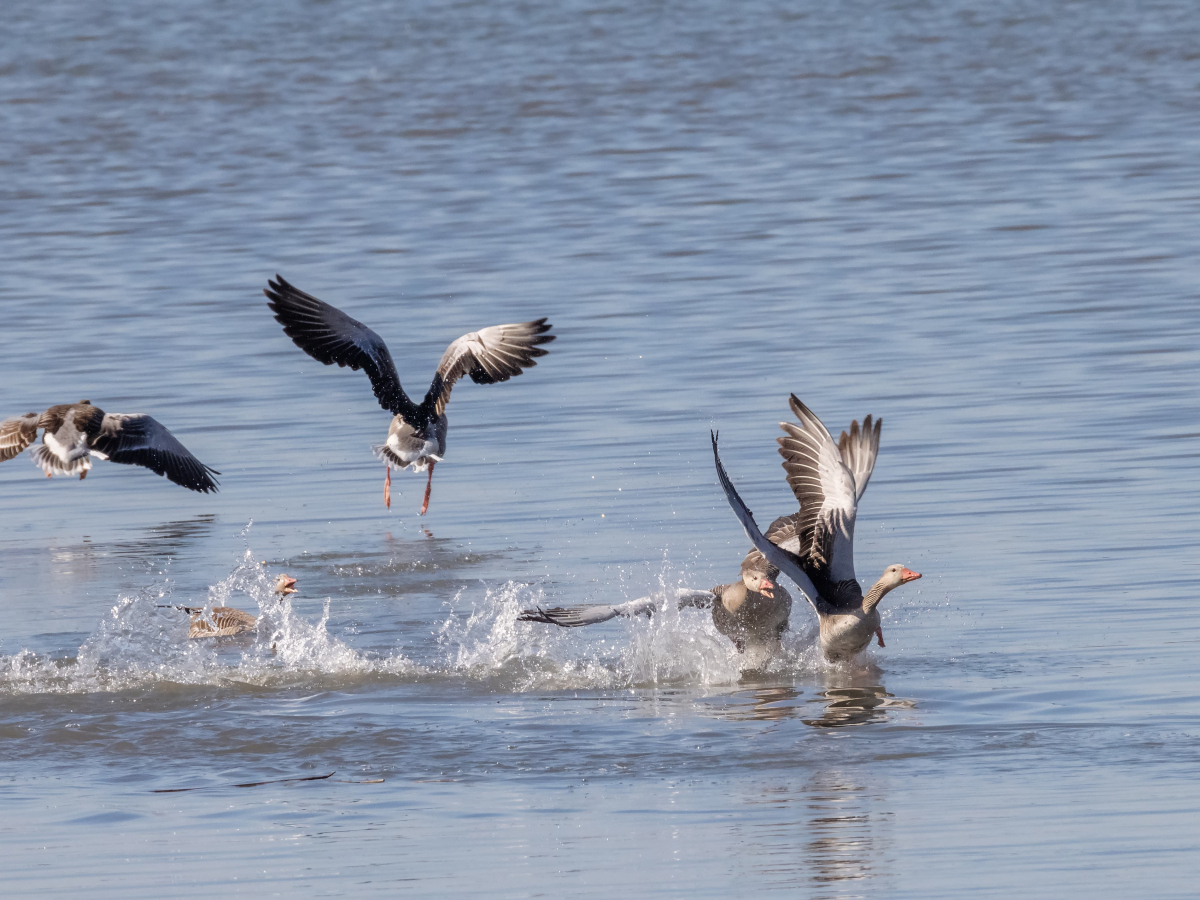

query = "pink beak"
[[279, 576, 298, 594], [900, 568, 922, 583], [760, 579, 775, 598]]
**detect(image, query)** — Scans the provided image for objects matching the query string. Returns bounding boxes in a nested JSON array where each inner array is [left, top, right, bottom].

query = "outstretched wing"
[[0, 412, 39, 462], [517, 588, 714, 627], [711, 431, 822, 614], [89, 414, 220, 493], [838, 415, 882, 501], [423, 319, 555, 416], [264, 275, 420, 421], [776, 395, 859, 583]]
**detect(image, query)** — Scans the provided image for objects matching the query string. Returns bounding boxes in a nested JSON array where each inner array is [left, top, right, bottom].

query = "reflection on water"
[[108, 515, 218, 560], [802, 683, 915, 729], [720, 685, 803, 722], [707, 675, 913, 727], [801, 771, 891, 895], [737, 768, 893, 896]]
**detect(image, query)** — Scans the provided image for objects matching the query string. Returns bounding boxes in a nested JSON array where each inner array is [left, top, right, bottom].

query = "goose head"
[[878, 564, 921, 593], [274, 574, 298, 596], [741, 553, 780, 599]]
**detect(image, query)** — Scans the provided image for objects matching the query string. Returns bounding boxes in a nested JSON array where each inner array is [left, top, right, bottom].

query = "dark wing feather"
[[264, 275, 419, 421], [838, 415, 882, 501], [423, 319, 555, 416], [711, 431, 821, 614], [89, 414, 220, 493], [0, 412, 39, 462]]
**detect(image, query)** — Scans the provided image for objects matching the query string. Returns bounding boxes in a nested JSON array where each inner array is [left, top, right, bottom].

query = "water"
[[3, 0, 1200, 895]]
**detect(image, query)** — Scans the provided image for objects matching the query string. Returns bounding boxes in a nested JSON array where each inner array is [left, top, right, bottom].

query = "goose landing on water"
[[711, 394, 921, 662], [518, 550, 793, 669], [172, 574, 298, 639], [264, 275, 555, 515], [0, 402, 219, 493]]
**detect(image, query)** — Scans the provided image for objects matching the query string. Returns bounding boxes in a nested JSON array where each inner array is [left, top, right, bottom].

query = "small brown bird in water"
[[183, 574, 298, 638]]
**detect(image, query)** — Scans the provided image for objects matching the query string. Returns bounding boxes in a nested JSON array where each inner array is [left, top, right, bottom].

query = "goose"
[[180, 573, 298, 638], [264, 275, 555, 514], [518, 537, 794, 666], [0, 401, 218, 492], [710, 395, 921, 661]]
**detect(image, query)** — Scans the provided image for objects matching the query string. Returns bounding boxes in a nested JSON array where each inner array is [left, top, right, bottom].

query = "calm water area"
[[3, 1, 1200, 896]]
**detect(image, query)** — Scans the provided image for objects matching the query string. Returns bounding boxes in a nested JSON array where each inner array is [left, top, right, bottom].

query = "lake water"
[[3, 0, 1200, 896]]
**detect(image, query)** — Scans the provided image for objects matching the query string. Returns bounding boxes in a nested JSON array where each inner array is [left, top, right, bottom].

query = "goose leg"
[[419, 461, 436, 516], [875, 626, 885, 648], [79, 469, 87, 481], [384, 465, 391, 509]]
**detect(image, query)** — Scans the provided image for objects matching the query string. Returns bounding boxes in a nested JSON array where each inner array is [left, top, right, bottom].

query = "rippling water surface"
[[3, 1, 1200, 896]]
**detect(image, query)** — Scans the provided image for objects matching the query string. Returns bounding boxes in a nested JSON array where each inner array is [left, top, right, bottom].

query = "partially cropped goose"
[[264, 275, 555, 514], [182, 574, 297, 638], [0, 401, 218, 493], [518, 544, 793, 666], [711, 396, 921, 661]]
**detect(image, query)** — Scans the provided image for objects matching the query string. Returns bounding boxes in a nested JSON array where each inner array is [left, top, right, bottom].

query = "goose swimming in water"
[[0, 401, 219, 493], [179, 573, 298, 638], [518, 536, 794, 668], [264, 275, 555, 514], [711, 395, 921, 661]]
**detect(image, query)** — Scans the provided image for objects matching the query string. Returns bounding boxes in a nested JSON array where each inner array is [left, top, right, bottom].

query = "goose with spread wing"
[[711, 395, 921, 661], [265, 275, 555, 514], [0, 401, 219, 492]]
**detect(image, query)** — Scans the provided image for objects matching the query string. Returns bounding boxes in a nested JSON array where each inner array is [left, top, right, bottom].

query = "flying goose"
[[0, 401, 219, 493], [179, 573, 298, 638], [519, 537, 794, 666], [711, 396, 921, 661], [264, 275, 555, 514]]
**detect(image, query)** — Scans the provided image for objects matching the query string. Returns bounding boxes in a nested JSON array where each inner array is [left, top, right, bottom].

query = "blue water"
[[3, 1, 1200, 896]]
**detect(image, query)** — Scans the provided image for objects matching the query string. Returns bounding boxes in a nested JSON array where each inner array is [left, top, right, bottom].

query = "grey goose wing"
[[265, 275, 421, 422], [711, 431, 822, 613], [0, 412, 39, 462], [89, 414, 219, 493], [776, 395, 861, 585], [740, 514, 801, 573], [423, 319, 555, 417], [518, 589, 714, 627], [838, 415, 882, 501]]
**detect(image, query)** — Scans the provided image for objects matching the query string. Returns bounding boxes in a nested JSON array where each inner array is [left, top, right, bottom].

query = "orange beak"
[[279, 576, 298, 594], [760, 578, 775, 598], [900, 568, 922, 583]]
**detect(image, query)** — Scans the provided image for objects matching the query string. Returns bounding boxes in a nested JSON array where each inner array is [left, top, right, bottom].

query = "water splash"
[[436, 567, 834, 690], [2, 550, 851, 696], [0, 549, 415, 695]]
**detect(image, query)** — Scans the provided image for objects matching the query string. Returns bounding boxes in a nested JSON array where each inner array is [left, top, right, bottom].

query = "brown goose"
[[264, 275, 555, 514], [0, 402, 219, 492], [709, 550, 793, 663], [518, 539, 793, 666], [711, 395, 921, 661], [183, 574, 298, 638]]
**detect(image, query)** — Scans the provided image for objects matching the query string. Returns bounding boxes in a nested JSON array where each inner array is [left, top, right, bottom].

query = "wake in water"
[[0, 549, 414, 695]]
